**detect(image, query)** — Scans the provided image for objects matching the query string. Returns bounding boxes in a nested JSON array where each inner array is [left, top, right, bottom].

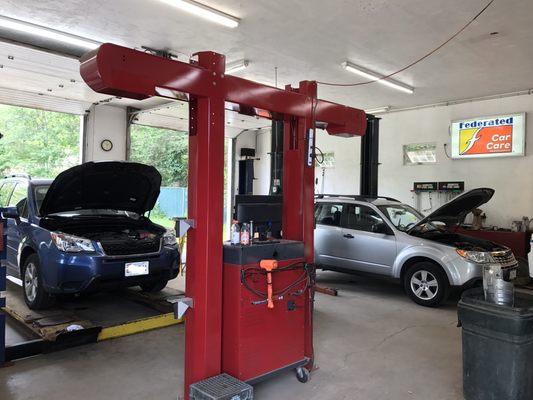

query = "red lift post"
[[80, 43, 366, 398]]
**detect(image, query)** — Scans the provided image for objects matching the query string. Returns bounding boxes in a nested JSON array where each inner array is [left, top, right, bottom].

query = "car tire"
[[140, 278, 168, 293], [403, 262, 449, 307], [22, 254, 55, 310]]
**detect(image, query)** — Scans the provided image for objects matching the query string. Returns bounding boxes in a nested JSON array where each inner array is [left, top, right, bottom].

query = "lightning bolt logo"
[[460, 129, 481, 155]]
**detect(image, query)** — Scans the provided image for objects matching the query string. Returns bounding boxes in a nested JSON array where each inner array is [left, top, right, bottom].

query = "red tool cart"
[[223, 241, 312, 383]]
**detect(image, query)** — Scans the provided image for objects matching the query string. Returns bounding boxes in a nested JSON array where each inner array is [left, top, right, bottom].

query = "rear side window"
[[0, 181, 16, 207], [342, 204, 384, 232], [9, 182, 28, 206], [19, 199, 29, 219], [34, 185, 50, 215], [9, 182, 29, 218], [315, 203, 344, 226]]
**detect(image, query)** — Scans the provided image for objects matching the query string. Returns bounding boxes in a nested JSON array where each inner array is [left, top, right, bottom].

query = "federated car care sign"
[[450, 113, 526, 158]]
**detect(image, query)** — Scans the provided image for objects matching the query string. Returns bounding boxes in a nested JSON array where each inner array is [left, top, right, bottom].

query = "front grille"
[[101, 239, 161, 256], [491, 250, 517, 267]]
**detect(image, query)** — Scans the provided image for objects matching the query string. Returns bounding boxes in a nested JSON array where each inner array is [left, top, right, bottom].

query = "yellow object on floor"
[[97, 312, 183, 341]]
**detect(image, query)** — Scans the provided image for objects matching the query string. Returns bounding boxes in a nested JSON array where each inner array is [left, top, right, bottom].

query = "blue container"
[[157, 187, 187, 218]]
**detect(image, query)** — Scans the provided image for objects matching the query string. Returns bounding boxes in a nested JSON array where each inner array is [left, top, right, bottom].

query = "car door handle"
[[343, 234, 354, 239]]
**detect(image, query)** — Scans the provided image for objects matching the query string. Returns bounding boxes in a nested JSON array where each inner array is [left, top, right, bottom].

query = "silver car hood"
[[408, 188, 495, 232]]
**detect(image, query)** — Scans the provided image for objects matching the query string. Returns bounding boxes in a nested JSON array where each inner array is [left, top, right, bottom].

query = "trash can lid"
[[460, 288, 533, 315], [458, 288, 533, 338]]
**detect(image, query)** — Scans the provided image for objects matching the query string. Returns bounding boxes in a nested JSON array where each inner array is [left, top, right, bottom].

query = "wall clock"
[[100, 139, 113, 152]]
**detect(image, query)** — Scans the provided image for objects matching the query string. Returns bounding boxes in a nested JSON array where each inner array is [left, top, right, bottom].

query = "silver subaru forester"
[[314, 188, 518, 306]]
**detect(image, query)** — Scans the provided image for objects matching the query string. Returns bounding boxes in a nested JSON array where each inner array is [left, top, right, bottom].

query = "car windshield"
[[378, 204, 424, 232], [34, 184, 138, 218]]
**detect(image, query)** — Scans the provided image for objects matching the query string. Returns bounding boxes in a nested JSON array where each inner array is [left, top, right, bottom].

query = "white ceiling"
[[0, 0, 532, 113]]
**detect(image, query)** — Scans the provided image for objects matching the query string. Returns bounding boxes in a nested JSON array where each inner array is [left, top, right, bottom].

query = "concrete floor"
[[0, 271, 464, 400]]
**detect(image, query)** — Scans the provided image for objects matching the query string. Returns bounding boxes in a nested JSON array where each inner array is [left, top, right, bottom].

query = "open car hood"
[[409, 188, 495, 232], [40, 161, 162, 216]]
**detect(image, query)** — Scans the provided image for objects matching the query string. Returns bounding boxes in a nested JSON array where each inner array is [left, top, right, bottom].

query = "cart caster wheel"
[[296, 367, 310, 383]]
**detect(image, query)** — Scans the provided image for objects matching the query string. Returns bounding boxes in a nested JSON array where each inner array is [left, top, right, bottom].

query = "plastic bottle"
[[250, 220, 254, 244], [230, 220, 241, 245], [240, 223, 250, 245], [266, 221, 273, 240]]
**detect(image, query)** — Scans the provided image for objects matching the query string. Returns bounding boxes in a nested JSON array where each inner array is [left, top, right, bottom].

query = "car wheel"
[[403, 262, 449, 307], [140, 278, 168, 293], [22, 254, 55, 310]]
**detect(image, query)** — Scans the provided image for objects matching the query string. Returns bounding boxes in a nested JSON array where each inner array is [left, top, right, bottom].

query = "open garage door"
[[0, 41, 94, 115], [0, 87, 89, 116], [131, 98, 272, 139]]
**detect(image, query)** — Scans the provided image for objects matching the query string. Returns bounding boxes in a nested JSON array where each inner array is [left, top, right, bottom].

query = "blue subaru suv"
[[0, 161, 180, 310]]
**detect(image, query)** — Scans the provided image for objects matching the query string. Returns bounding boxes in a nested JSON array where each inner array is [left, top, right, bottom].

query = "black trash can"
[[458, 288, 533, 400]]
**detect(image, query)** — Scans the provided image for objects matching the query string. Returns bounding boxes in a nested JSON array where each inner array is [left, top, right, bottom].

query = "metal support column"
[[360, 115, 380, 197], [0, 213, 6, 366], [282, 81, 316, 370], [184, 51, 226, 399], [269, 119, 284, 195]]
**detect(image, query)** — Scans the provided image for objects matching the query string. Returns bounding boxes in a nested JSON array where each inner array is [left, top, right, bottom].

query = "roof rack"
[[314, 194, 401, 202], [3, 173, 31, 180]]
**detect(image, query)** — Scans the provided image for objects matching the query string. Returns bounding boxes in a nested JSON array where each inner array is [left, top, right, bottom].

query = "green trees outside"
[[129, 124, 231, 235], [129, 124, 229, 190], [0, 105, 191, 186], [129, 124, 188, 187], [0, 105, 80, 178], [129, 124, 189, 228]]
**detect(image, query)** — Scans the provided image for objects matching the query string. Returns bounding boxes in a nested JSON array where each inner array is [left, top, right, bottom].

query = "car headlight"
[[163, 231, 177, 247], [456, 249, 494, 264], [51, 232, 95, 253]]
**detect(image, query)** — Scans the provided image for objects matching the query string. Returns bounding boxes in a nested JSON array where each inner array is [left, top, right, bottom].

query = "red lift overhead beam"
[[81, 43, 366, 137]]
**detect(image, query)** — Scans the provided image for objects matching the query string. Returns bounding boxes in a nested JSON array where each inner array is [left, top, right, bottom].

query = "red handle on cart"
[[260, 259, 279, 309]]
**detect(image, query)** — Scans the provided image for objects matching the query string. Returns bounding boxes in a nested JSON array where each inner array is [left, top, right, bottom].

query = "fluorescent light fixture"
[[407, 149, 436, 163], [226, 59, 249, 74], [342, 61, 414, 94], [155, 87, 189, 101], [158, 0, 240, 28], [365, 106, 390, 114], [0, 15, 100, 50]]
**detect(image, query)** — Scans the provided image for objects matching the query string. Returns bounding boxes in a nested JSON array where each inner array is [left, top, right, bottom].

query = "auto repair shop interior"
[[0, 1, 532, 400]]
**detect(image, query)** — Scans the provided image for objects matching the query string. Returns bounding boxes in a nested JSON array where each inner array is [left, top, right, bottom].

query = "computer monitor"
[[234, 195, 282, 239]]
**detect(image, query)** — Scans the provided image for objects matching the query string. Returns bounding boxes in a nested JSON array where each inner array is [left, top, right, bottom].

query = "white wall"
[[379, 94, 533, 228], [315, 130, 361, 195], [83, 104, 128, 162], [254, 129, 271, 194], [246, 94, 533, 229]]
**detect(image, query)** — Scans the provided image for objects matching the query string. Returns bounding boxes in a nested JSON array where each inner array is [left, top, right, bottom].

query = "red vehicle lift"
[[80, 43, 366, 399]]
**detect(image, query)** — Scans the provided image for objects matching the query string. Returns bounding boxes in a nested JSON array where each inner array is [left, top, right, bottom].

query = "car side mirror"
[[372, 222, 390, 234], [2, 206, 20, 220]]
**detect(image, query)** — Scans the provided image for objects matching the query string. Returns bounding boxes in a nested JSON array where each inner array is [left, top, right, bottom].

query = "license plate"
[[125, 261, 149, 277]]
